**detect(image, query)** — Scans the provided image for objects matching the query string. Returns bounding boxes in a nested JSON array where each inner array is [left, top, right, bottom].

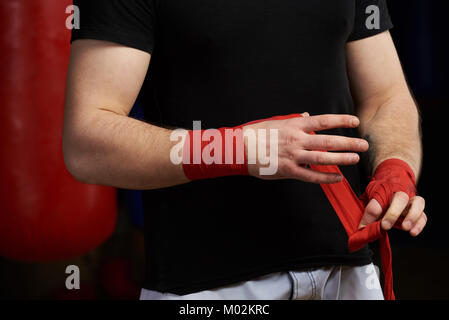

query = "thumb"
[[359, 198, 383, 229]]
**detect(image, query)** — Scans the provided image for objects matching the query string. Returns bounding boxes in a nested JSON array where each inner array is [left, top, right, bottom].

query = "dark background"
[[0, 0, 448, 300], [384, 0, 449, 299]]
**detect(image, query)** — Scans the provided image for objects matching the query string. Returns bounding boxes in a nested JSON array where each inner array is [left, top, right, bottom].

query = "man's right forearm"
[[63, 108, 189, 190], [64, 111, 368, 189]]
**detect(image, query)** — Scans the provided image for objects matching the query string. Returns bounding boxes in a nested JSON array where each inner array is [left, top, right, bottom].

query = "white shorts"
[[140, 263, 384, 300]]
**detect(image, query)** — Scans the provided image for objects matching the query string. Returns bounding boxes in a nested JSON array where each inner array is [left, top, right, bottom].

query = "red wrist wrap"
[[360, 159, 417, 212], [182, 114, 407, 300], [181, 114, 302, 180], [312, 164, 396, 299], [182, 127, 248, 180], [311, 159, 416, 300]]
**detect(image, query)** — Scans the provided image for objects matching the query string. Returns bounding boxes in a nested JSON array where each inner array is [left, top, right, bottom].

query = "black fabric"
[[72, 0, 156, 53], [71, 0, 393, 295], [348, 0, 394, 41]]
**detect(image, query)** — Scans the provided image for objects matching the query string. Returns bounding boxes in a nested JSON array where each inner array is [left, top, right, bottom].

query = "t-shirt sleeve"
[[348, 0, 393, 42], [71, 0, 155, 54]]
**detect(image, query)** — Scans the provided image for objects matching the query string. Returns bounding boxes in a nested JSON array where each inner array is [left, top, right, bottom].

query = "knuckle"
[[279, 162, 294, 177], [343, 153, 354, 163], [367, 210, 382, 219], [283, 148, 296, 161], [295, 150, 307, 162], [408, 215, 420, 224], [294, 130, 308, 145], [312, 176, 322, 184], [350, 138, 360, 150], [290, 130, 302, 143], [318, 173, 333, 184], [297, 117, 308, 130], [401, 191, 410, 200], [388, 211, 401, 219], [316, 152, 326, 164], [322, 136, 332, 150], [351, 153, 359, 163], [290, 117, 303, 127], [346, 116, 354, 127], [325, 174, 338, 184], [418, 196, 426, 208], [304, 171, 318, 184], [319, 117, 329, 128], [393, 210, 403, 219], [396, 191, 410, 203], [284, 132, 296, 146], [416, 224, 424, 232]]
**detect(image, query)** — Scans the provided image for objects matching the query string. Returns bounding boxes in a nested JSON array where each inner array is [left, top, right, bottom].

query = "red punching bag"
[[0, 1, 117, 261]]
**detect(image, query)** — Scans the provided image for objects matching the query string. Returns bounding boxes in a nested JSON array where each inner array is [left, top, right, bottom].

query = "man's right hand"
[[243, 113, 369, 184]]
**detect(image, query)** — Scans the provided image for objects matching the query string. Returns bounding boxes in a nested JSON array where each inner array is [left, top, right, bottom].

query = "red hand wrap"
[[182, 114, 403, 299], [314, 159, 417, 300], [182, 114, 302, 181], [361, 159, 417, 212], [182, 127, 248, 180], [312, 164, 396, 300]]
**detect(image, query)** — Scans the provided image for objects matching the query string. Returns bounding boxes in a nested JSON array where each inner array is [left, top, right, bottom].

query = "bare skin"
[[243, 113, 368, 183], [346, 31, 425, 236], [64, 31, 426, 237]]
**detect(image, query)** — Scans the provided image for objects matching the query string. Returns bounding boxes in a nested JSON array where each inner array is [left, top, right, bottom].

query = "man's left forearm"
[[357, 93, 423, 179], [348, 32, 427, 235]]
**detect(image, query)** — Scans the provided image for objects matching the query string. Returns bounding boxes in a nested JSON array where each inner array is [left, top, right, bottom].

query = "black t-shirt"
[[72, 0, 393, 294]]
